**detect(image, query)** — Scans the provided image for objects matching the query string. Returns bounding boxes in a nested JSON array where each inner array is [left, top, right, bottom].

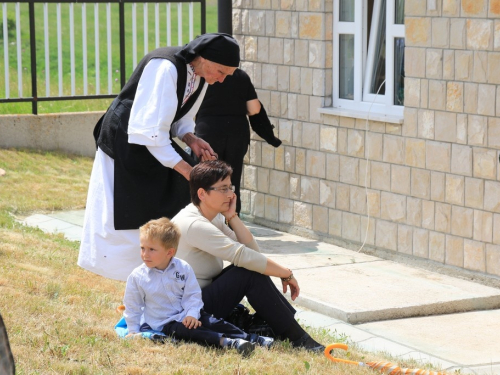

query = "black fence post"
[[119, 0, 126, 89], [217, 0, 231, 35], [28, 0, 37, 114]]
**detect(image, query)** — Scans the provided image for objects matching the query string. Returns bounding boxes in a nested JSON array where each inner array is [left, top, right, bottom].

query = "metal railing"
[[0, 0, 206, 114]]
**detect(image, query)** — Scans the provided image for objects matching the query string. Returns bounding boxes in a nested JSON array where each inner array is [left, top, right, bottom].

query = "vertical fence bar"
[[188, 2, 193, 41], [143, 3, 148, 55], [119, 0, 125, 88], [3, 3, 10, 99], [155, 3, 159, 48], [44, 3, 49, 96], [70, 3, 75, 95], [15, 2, 22, 97], [29, 0, 37, 113], [107, 2, 111, 94], [200, 0, 205, 34], [82, 3, 88, 95], [177, 2, 182, 46], [166, 3, 171, 46], [132, 2, 137, 69], [95, 2, 100, 94], [57, 3, 62, 96]]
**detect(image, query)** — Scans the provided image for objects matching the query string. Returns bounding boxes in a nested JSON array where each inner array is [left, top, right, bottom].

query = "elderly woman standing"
[[172, 160, 324, 352]]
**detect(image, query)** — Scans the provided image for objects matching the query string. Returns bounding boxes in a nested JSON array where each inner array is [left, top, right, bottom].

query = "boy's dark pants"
[[159, 310, 248, 347]]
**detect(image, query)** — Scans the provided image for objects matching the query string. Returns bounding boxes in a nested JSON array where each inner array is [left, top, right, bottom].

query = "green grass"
[[0, 1, 218, 115]]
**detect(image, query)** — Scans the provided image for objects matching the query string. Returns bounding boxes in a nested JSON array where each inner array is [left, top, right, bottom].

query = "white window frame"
[[330, 0, 405, 118]]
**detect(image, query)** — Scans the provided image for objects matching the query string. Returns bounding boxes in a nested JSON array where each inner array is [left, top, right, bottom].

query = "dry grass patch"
[[0, 149, 445, 374]]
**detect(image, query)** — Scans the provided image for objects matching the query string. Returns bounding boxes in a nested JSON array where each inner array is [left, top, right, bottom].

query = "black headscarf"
[[175, 33, 240, 67]]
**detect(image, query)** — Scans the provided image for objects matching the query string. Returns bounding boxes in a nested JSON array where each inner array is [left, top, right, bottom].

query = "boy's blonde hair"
[[139, 217, 180, 251]]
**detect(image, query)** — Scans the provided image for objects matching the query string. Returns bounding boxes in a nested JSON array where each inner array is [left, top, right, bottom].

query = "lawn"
[[0, 148, 445, 374]]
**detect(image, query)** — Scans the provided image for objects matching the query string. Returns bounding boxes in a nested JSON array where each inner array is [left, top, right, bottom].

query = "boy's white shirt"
[[123, 257, 203, 333]]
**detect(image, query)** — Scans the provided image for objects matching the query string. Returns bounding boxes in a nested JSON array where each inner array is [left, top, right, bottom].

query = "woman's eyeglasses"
[[206, 185, 235, 194]]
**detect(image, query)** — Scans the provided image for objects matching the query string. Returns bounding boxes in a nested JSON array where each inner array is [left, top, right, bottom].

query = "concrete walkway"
[[21, 210, 500, 375]]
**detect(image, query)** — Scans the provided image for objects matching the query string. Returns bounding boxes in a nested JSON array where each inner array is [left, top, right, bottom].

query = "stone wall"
[[234, 0, 500, 278]]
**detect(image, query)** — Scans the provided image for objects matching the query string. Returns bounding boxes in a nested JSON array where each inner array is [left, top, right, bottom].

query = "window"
[[332, 0, 405, 117]]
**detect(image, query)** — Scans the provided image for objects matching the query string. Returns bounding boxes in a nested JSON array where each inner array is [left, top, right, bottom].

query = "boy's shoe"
[[247, 333, 274, 349], [227, 338, 256, 356], [291, 334, 325, 353]]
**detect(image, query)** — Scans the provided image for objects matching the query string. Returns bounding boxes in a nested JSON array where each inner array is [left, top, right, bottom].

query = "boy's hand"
[[182, 316, 201, 329]]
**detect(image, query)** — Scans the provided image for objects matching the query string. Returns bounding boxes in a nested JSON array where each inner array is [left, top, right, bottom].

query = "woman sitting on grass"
[[172, 160, 325, 352]]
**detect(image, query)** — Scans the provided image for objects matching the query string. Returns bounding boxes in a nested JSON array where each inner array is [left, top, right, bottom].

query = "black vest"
[[93, 47, 205, 230]]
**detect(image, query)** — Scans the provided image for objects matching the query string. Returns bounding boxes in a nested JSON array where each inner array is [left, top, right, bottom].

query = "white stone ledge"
[[318, 106, 404, 125]]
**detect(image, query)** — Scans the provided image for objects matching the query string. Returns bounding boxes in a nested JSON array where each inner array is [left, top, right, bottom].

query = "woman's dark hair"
[[190, 160, 233, 206]]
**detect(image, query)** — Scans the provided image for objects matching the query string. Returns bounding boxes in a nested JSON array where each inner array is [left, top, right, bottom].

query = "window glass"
[[340, 0, 355, 22], [369, 0, 386, 95], [394, 37, 405, 105], [339, 34, 355, 100], [395, 0, 404, 24]]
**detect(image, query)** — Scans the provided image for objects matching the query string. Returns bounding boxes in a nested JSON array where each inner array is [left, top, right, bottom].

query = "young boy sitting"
[[123, 217, 273, 355]]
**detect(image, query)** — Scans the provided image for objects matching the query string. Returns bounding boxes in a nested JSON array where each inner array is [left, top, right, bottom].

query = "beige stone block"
[[299, 68, 313, 95], [257, 37, 270, 63], [495, 21, 500, 50], [284, 147, 295, 172], [406, 17, 431, 47], [309, 96, 324, 123], [436, 203, 452, 233], [465, 177, 484, 209], [375, 220, 398, 251], [407, 197, 422, 227], [380, 192, 406, 223], [276, 11, 291, 37], [243, 165, 258, 191], [277, 120, 292, 146], [487, 52, 500, 84], [486, 244, 500, 276], [342, 212, 361, 242], [269, 38, 284, 64], [245, 36, 258, 61], [403, 108, 418, 137], [313, 69, 327, 96], [446, 235, 464, 267], [262, 64, 278, 90], [278, 198, 293, 224], [383, 135, 404, 165], [473, 147, 497, 179], [446, 175, 465, 205], [305, 150, 325, 179], [277, 66, 290, 91], [405, 78, 421, 108], [411, 168, 431, 199], [309, 41, 325, 68], [431, 172, 445, 202], [443, 0, 460, 16], [291, 12, 299, 38], [434, 111, 457, 143], [251, 192, 264, 218], [350, 186, 367, 215], [249, 140, 262, 166], [265, 195, 279, 221], [464, 83, 478, 114], [240, 189, 251, 214], [493, 214, 500, 244], [468, 115, 487, 146], [447, 82, 464, 112], [302, 122, 319, 150], [299, 13, 324, 40], [295, 148, 305, 175], [371, 161, 391, 192], [473, 210, 493, 242], [326, 153, 340, 181], [275, 146, 285, 171], [266, 9, 276, 35], [366, 132, 383, 161], [455, 51, 473, 81], [473, 51, 488, 83], [290, 174, 300, 199], [339, 116, 355, 129], [320, 180, 336, 209], [360, 216, 376, 246], [420, 79, 429, 109], [391, 165, 411, 195], [339, 155, 359, 185], [426, 141, 451, 172], [488, 117, 500, 149], [462, 0, 487, 16], [464, 240, 486, 272], [257, 167, 270, 193], [492, 0, 500, 16], [498, 86, 500, 115], [428, 80, 446, 110], [422, 200, 435, 230], [477, 84, 496, 116], [457, 114, 468, 144], [287, 93, 298, 120], [262, 143, 275, 169], [269, 170, 290, 198], [451, 144, 472, 176], [418, 109, 435, 139], [443, 50, 455, 80], [312, 205, 328, 233], [429, 231, 446, 262], [432, 18, 449, 48], [413, 228, 429, 258], [336, 183, 350, 211], [292, 121, 302, 147], [289, 66, 301, 93], [329, 209, 342, 237], [293, 201, 312, 229], [270, 91, 281, 116], [283, 39, 294, 65], [254, 0, 271, 9], [451, 206, 473, 238], [406, 0, 426, 15], [294, 39, 309, 67], [359, 159, 371, 188], [405, 138, 426, 168], [450, 19, 466, 49], [485, 181, 500, 213], [300, 177, 319, 204], [398, 225, 413, 255], [406, 47, 426, 78], [467, 19, 493, 50], [347, 129, 365, 158]]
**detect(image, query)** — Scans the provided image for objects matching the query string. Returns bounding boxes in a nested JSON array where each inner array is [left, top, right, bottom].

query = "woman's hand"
[[183, 133, 217, 161], [182, 316, 202, 329], [223, 192, 238, 219], [282, 277, 300, 301]]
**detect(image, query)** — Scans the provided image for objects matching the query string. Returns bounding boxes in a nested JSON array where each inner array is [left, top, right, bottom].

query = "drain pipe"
[[218, 0, 232, 35]]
